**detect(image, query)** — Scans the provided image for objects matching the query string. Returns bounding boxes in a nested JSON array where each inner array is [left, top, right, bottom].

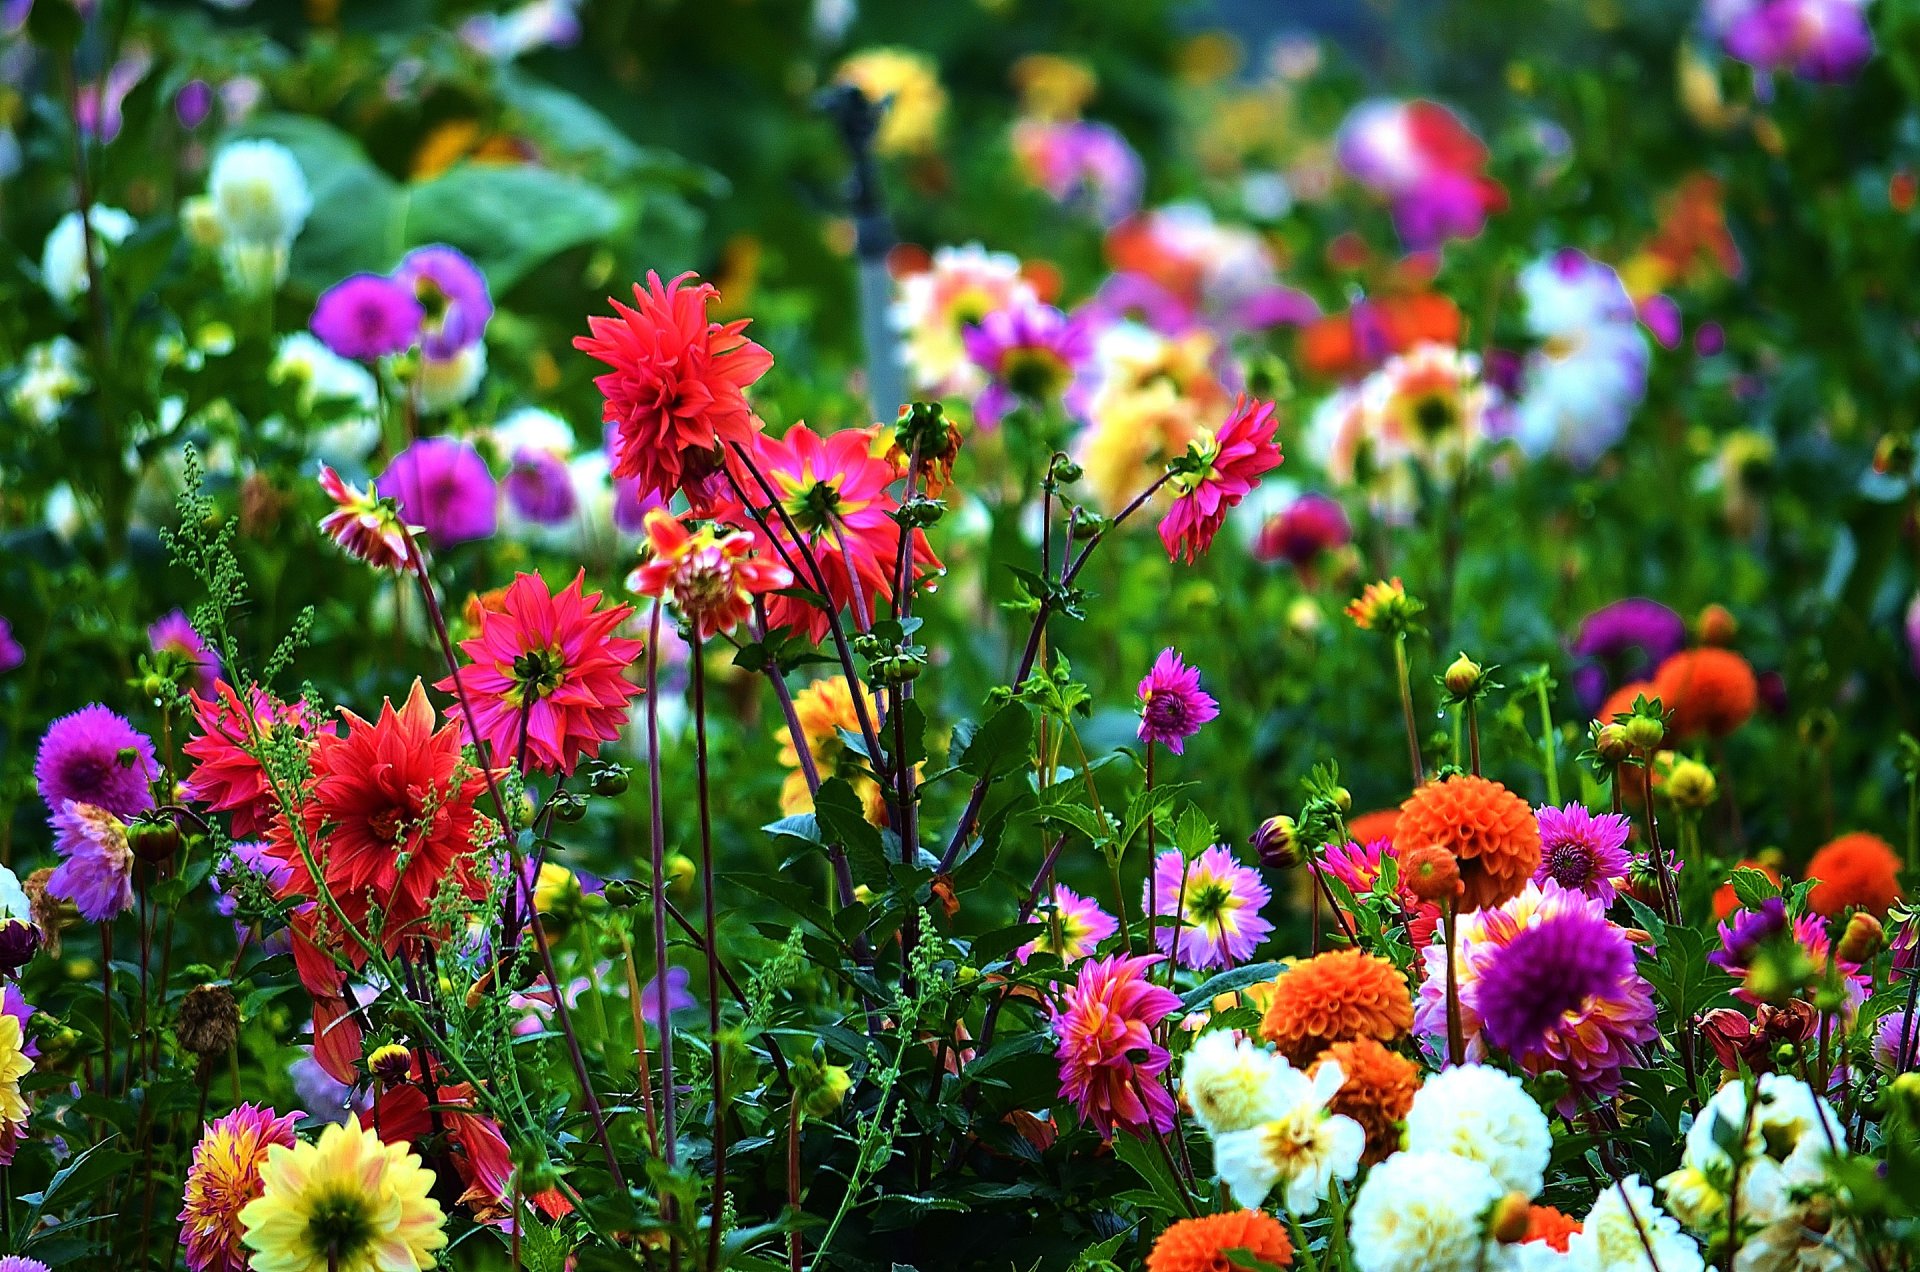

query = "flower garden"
[[3, 0, 1920, 1268]]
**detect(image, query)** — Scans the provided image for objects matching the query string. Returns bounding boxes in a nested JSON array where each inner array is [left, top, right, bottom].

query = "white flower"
[[492, 406, 577, 463], [207, 139, 311, 246], [0, 866, 31, 925], [416, 343, 487, 414], [40, 205, 136, 305], [1405, 1063, 1552, 1198], [270, 332, 379, 412], [1348, 1150, 1505, 1272], [1182, 1029, 1288, 1138], [1671, 1074, 1844, 1229], [8, 337, 89, 427], [1657, 1165, 1725, 1231], [1569, 1176, 1704, 1272], [1211, 1057, 1364, 1213]]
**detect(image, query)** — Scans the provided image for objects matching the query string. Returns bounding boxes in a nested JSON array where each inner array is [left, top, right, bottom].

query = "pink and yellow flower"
[[1158, 395, 1283, 563], [178, 1104, 302, 1272], [1051, 953, 1182, 1139], [1018, 886, 1118, 964], [316, 464, 415, 572], [1143, 845, 1272, 970], [629, 508, 792, 639]]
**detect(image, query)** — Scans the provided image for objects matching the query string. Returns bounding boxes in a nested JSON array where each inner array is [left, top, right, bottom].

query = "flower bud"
[[601, 879, 645, 909], [1490, 1191, 1533, 1244], [1696, 604, 1738, 646], [1838, 912, 1884, 965], [1251, 816, 1301, 870], [127, 811, 182, 865], [1444, 653, 1483, 697], [0, 918, 41, 977], [1624, 713, 1666, 752], [666, 853, 696, 900], [368, 1042, 413, 1084], [1664, 759, 1718, 810], [1402, 843, 1461, 903], [1331, 786, 1352, 814], [587, 762, 630, 798], [1595, 723, 1631, 763], [548, 790, 588, 823], [176, 984, 240, 1057]]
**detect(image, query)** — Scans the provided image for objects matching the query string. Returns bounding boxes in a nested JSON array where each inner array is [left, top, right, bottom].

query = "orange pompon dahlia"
[[1522, 1204, 1582, 1252], [1260, 949, 1413, 1065], [1393, 774, 1540, 912], [1146, 1210, 1293, 1272], [574, 270, 773, 505], [1345, 808, 1401, 846], [1310, 1036, 1420, 1164], [1650, 647, 1758, 739], [1806, 831, 1904, 917]]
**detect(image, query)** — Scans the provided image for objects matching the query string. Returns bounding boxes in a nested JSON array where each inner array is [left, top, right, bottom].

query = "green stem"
[[1394, 635, 1424, 789], [1537, 675, 1561, 806]]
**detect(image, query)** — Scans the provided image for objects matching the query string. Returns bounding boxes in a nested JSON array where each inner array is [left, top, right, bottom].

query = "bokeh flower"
[[835, 48, 947, 156], [179, 1104, 302, 1272], [1805, 830, 1903, 916], [1393, 774, 1540, 912], [1159, 395, 1283, 563], [776, 676, 892, 822], [393, 245, 492, 361], [1650, 647, 1758, 739], [1336, 99, 1506, 249], [309, 274, 422, 361], [148, 609, 223, 698], [1254, 492, 1352, 573], [1707, 0, 1873, 82], [440, 570, 643, 774], [239, 1117, 447, 1272], [961, 300, 1093, 428], [1051, 953, 1181, 1139], [1260, 949, 1413, 1065], [1509, 249, 1650, 468], [34, 703, 158, 820], [1569, 598, 1687, 715], [377, 436, 499, 547], [576, 270, 773, 505], [1011, 119, 1143, 226], [1144, 845, 1272, 970], [893, 244, 1038, 397]]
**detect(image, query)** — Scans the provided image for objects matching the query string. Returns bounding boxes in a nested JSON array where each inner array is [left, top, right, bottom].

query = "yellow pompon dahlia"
[[179, 1104, 300, 1272], [835, 48, 947, 157], [777, 676, 890, 823], [239, 1118, 447, 1272]]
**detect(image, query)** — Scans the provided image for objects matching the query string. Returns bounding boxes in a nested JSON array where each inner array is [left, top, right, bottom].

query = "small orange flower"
[[1260, 949, 1413, 1065], [1522, 1205, 1583, 1252], [1345, 577, 1421, 632], [1806, 831, 1904, 917], [1146, 1210, 1293, 1272], [1400, 843, 1461, 903], [1394, 774, 1540, 912], [1650, 648, 1758, 739], [1310, 1037, 1419, 1164]]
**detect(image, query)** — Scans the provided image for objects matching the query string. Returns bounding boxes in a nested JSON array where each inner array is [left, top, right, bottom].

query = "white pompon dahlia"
[[1568, 1175, 1705, 1272], [207, 139, 312, 247], [1403, 1063, 1552, 1198], [1182, 1029, 1288, 1139], [1348, 1150, 1504, 1272], [40, 205, 136, 306]]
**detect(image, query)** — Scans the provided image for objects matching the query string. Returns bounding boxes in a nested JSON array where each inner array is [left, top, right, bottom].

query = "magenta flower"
[[309, 273, 422, 361], [1019, 886, 1119, 964], [1136, 648, 1219, 755], [0, 618, 21, 674], [48, 801, 135, 922], [1158, 396, 1283, 563], [1710, 0, 1873, 82], [376, 437, 499, 546], [961, 300, 1094, 428], [1568, 597, 1687, 714], [1473, 904, 1637, 1059], [1336, 99, 1506, 250], [641, 965, 698, 1021], [1532, 803, 1633, 903], [1711, 897, 1870, 1014], [33, 704, 157, 820], [1143, 845, 1273, 971], [147, 609, 222, 698], [1011, 118, 1144, 226], [1254, 492, 1351, 570], [394, 245, 492, 360], [504, 446, 578, 525], [1051, 953, 1181, 1139]]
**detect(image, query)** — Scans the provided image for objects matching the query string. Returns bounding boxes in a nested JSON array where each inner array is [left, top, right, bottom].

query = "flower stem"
[[1536, 675, 1561, 806], [1443, 897, 1464, 1066], [692, 631, 729, 1270], [644, 602, 678, 1178], [1394, 634, 1424, 789]]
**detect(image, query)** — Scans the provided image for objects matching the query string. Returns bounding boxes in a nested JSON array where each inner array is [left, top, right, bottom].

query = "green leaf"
[[952, 703, 1033, 784], [1170, 803, 1218, 861], [1180, 962, 1285, 1012], [1730, 867, 1781, 910], [814, 776, 890, 885], [403, 163, 626, 292]]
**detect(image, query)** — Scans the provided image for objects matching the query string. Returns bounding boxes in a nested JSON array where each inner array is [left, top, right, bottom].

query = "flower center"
[[1412, 393, 1456, 437], [1002, 347, 1071, 400], [304, 1187, 375, 1262], [1187, 881, 1232, 924], [1545, 842, 1595, 887], [413, 275, 449, 325], [509, 647, 567, 704], [783, 479, 845, 535]]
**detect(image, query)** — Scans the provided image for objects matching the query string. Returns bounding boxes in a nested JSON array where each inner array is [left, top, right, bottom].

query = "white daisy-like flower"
[[207, 138, 311, 247], [1569, 1175, 1705, 1272], [1182, 1029, 1288, 1138], [1211, 1057, 1365, 1213], [1348, 1149, 1505, 1272], [416, 342, 488, 414], [40, 205, 136, 306], [1404, 1063, 1553, 1198]]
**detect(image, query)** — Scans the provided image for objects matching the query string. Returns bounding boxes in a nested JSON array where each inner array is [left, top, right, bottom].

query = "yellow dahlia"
[[239, 1117, 447, 1272], [835, 48, 947, 157], [0, 1013, 30, 1131], [777, 676, 892, 823]]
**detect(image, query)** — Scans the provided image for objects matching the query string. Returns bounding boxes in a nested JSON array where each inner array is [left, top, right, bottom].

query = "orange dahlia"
[[1650, 648, 1757, 739], [1393, 774, 1539, 912], [1310, 1036, 1419, 1164], [1260, 949, 1413, 1065], [1806, 831, 1904, 917], [1522, 1204, 1582, 1252], [1146, 1210, 1293, 1272]]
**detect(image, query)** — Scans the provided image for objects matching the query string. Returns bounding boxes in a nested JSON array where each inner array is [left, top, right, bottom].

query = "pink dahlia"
[[721, 423, 942, 643], [1158, 395, 1283, 563], [1018, 886, 1118, 964], [34, 703, 157, 821], [183, 681, 309, 838], [1323, 836, 1441, 949], [1051, 953, 1181, 1139], [575, 270, 773, 505], [178, 1103, 301, 1272], [148, 609, 223, 697], [1415, 881, 1656, 1113], [1136, 647, 1218, 755], [440, 571, 644, 774], [628, 507, 793, 640], [1531, 803, 1633, 904], [1143, 845, 1272, 971], [316, 464, 414, 572], [1711, 896, 1869, 1016], [48, 801, 135, 922], [960, 299, 1094, 428]]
